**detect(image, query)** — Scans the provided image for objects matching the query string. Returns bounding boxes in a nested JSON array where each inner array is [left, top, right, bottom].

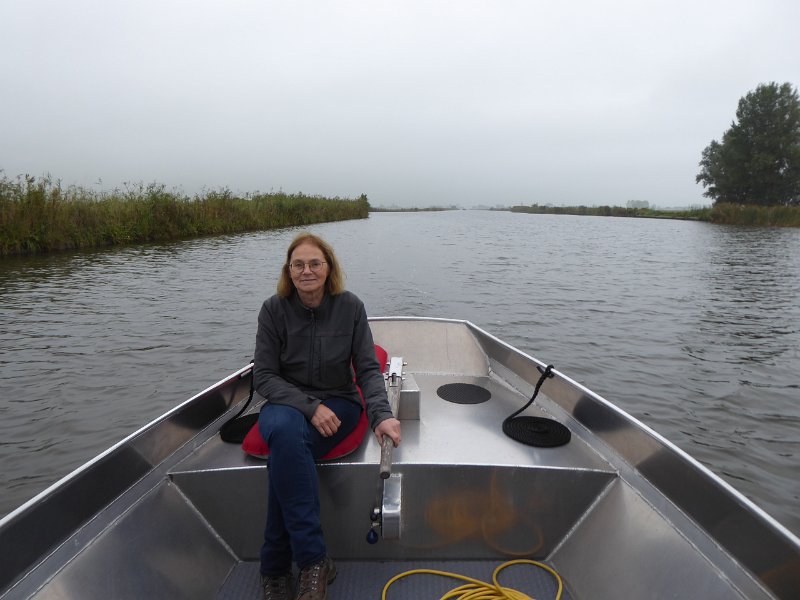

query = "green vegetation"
[[697, 82, 800, 207], [708, 202, 800, 226], [369, 206, 456, 212], [508, 203, 800, 226], [0, 174, 370, 256], [508, 204, 712, 220]]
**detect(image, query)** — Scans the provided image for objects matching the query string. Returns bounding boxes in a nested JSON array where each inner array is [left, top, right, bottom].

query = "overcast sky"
[[2, 1, 798, 208]]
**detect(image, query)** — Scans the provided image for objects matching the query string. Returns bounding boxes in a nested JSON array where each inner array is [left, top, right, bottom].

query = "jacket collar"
[[290, 290, 329, 315]]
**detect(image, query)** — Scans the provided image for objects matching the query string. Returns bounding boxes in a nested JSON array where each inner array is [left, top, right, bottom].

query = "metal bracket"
[[381, 473, 402, 540], [387, 356, 404, 387]]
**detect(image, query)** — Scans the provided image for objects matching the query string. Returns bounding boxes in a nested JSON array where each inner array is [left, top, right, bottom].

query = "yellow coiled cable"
[[381, 559, 563, 600]]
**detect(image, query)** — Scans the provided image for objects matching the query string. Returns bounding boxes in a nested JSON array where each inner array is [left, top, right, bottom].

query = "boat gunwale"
[[0, 363, 253, 530], [0, 364, 253, 596], [456, 317, 800, 546]]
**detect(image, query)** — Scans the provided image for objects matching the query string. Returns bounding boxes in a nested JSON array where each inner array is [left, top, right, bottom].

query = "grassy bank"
[[508, 204, 711, 220], [0, 175, 370, 256], [508, 203, 800, 226], [706, 203, 800, 226]]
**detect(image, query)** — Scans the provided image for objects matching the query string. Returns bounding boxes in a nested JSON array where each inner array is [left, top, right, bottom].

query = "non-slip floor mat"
[[217, 559, 572, 599]]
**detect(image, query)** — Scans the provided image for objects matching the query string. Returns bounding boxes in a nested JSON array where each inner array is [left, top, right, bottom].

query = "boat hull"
[[0, 318, 797, 599]]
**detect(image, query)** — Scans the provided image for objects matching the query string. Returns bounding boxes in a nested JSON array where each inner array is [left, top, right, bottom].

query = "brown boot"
[[295, 556, 337, 600], [261, 572, 293, 600]]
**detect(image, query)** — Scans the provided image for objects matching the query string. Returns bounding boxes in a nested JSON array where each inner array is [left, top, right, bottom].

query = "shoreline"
[[504, 203, 800, 226], [1, 175, 370, 257]]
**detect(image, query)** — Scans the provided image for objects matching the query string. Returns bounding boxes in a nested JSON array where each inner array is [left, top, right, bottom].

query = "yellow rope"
[[381, 559, 563, 600]]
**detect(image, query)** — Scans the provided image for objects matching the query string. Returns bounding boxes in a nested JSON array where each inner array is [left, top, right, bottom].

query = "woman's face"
[[289, 241, 329, 299]]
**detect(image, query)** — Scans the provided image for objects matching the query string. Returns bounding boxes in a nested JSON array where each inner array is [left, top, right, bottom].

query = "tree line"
[[697, 82, 800, 207]]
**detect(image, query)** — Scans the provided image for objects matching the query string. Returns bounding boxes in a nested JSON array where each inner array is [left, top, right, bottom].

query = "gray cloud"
[[2, 0, 799, 207]]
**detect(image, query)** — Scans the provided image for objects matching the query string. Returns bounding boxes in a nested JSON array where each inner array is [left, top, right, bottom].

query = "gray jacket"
[[253, 290, 393, 430]]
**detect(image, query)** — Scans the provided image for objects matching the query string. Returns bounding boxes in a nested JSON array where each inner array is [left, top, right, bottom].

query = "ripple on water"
[[1, 212, 798, 538]]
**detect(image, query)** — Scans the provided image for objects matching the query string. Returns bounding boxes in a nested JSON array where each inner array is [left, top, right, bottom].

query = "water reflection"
[[687, 226, 799, 366], [670, 224, 800, 532]]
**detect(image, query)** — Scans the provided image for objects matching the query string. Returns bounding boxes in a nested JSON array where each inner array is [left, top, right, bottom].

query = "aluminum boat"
[[1, 318, 798, 599]]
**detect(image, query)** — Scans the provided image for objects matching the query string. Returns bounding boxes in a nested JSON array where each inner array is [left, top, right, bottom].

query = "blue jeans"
[[259, 398, 362, 575]]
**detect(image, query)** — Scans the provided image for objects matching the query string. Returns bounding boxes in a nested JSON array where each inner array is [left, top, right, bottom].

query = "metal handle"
[[379, 435, 394, 479], [379, 356, 404, 479]]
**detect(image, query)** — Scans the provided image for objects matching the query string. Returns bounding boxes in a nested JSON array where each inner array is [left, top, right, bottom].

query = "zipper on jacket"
[[308, 309, 316, 385]]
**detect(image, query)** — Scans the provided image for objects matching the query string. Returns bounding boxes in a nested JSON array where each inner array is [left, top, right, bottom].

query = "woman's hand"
[[374, 417, 402, 447], [311, 403, 341, 437]]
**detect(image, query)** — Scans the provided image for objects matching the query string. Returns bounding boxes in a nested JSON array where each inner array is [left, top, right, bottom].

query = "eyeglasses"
[[288, 260, 327, 274]]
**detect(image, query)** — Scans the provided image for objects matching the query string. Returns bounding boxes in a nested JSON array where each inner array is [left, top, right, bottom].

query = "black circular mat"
[[437, 383, 491, 404], [502, 416, 571, 447]]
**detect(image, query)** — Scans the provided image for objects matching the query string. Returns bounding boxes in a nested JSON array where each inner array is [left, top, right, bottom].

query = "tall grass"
[[0, 175, 370, 256], [508, 204, 712, 220], [508, 203, 800, 226], [708, 202, 800, 226]]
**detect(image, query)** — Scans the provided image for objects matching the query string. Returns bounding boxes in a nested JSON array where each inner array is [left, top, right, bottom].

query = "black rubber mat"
[[437, 383, 491, 404], [217, 559, 572, 599]]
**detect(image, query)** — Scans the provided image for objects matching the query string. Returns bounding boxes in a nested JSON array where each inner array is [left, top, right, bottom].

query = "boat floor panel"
[[217, 559, 573, 600]]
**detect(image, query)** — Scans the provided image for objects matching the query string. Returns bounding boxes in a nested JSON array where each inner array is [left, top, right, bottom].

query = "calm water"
[[1, 211, 799, 536]]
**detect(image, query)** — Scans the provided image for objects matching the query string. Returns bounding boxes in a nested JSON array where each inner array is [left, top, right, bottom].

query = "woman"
[[253, 232, 402, 600]]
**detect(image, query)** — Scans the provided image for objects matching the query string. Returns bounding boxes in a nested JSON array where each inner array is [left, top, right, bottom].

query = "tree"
[[696, 82, 800, 206]]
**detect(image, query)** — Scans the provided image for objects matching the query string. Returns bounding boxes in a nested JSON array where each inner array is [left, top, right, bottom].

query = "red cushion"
[[242, 344, 388, 460]]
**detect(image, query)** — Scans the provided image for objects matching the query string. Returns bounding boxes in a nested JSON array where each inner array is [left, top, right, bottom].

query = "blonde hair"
[[276, 232, 345, 297]]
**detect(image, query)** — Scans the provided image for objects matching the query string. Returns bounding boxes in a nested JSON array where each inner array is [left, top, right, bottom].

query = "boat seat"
[[240, 345, 388, 461]]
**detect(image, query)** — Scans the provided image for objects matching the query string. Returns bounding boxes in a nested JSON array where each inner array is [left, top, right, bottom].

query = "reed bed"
[[508, 204, 712, 220], [509, 203, 800, 226], [708, 202, 800, 226], [0, 175, 370, 256]]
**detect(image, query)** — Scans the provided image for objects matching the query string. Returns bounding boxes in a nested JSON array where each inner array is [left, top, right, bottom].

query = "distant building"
[[626, 200, 650, 209]]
